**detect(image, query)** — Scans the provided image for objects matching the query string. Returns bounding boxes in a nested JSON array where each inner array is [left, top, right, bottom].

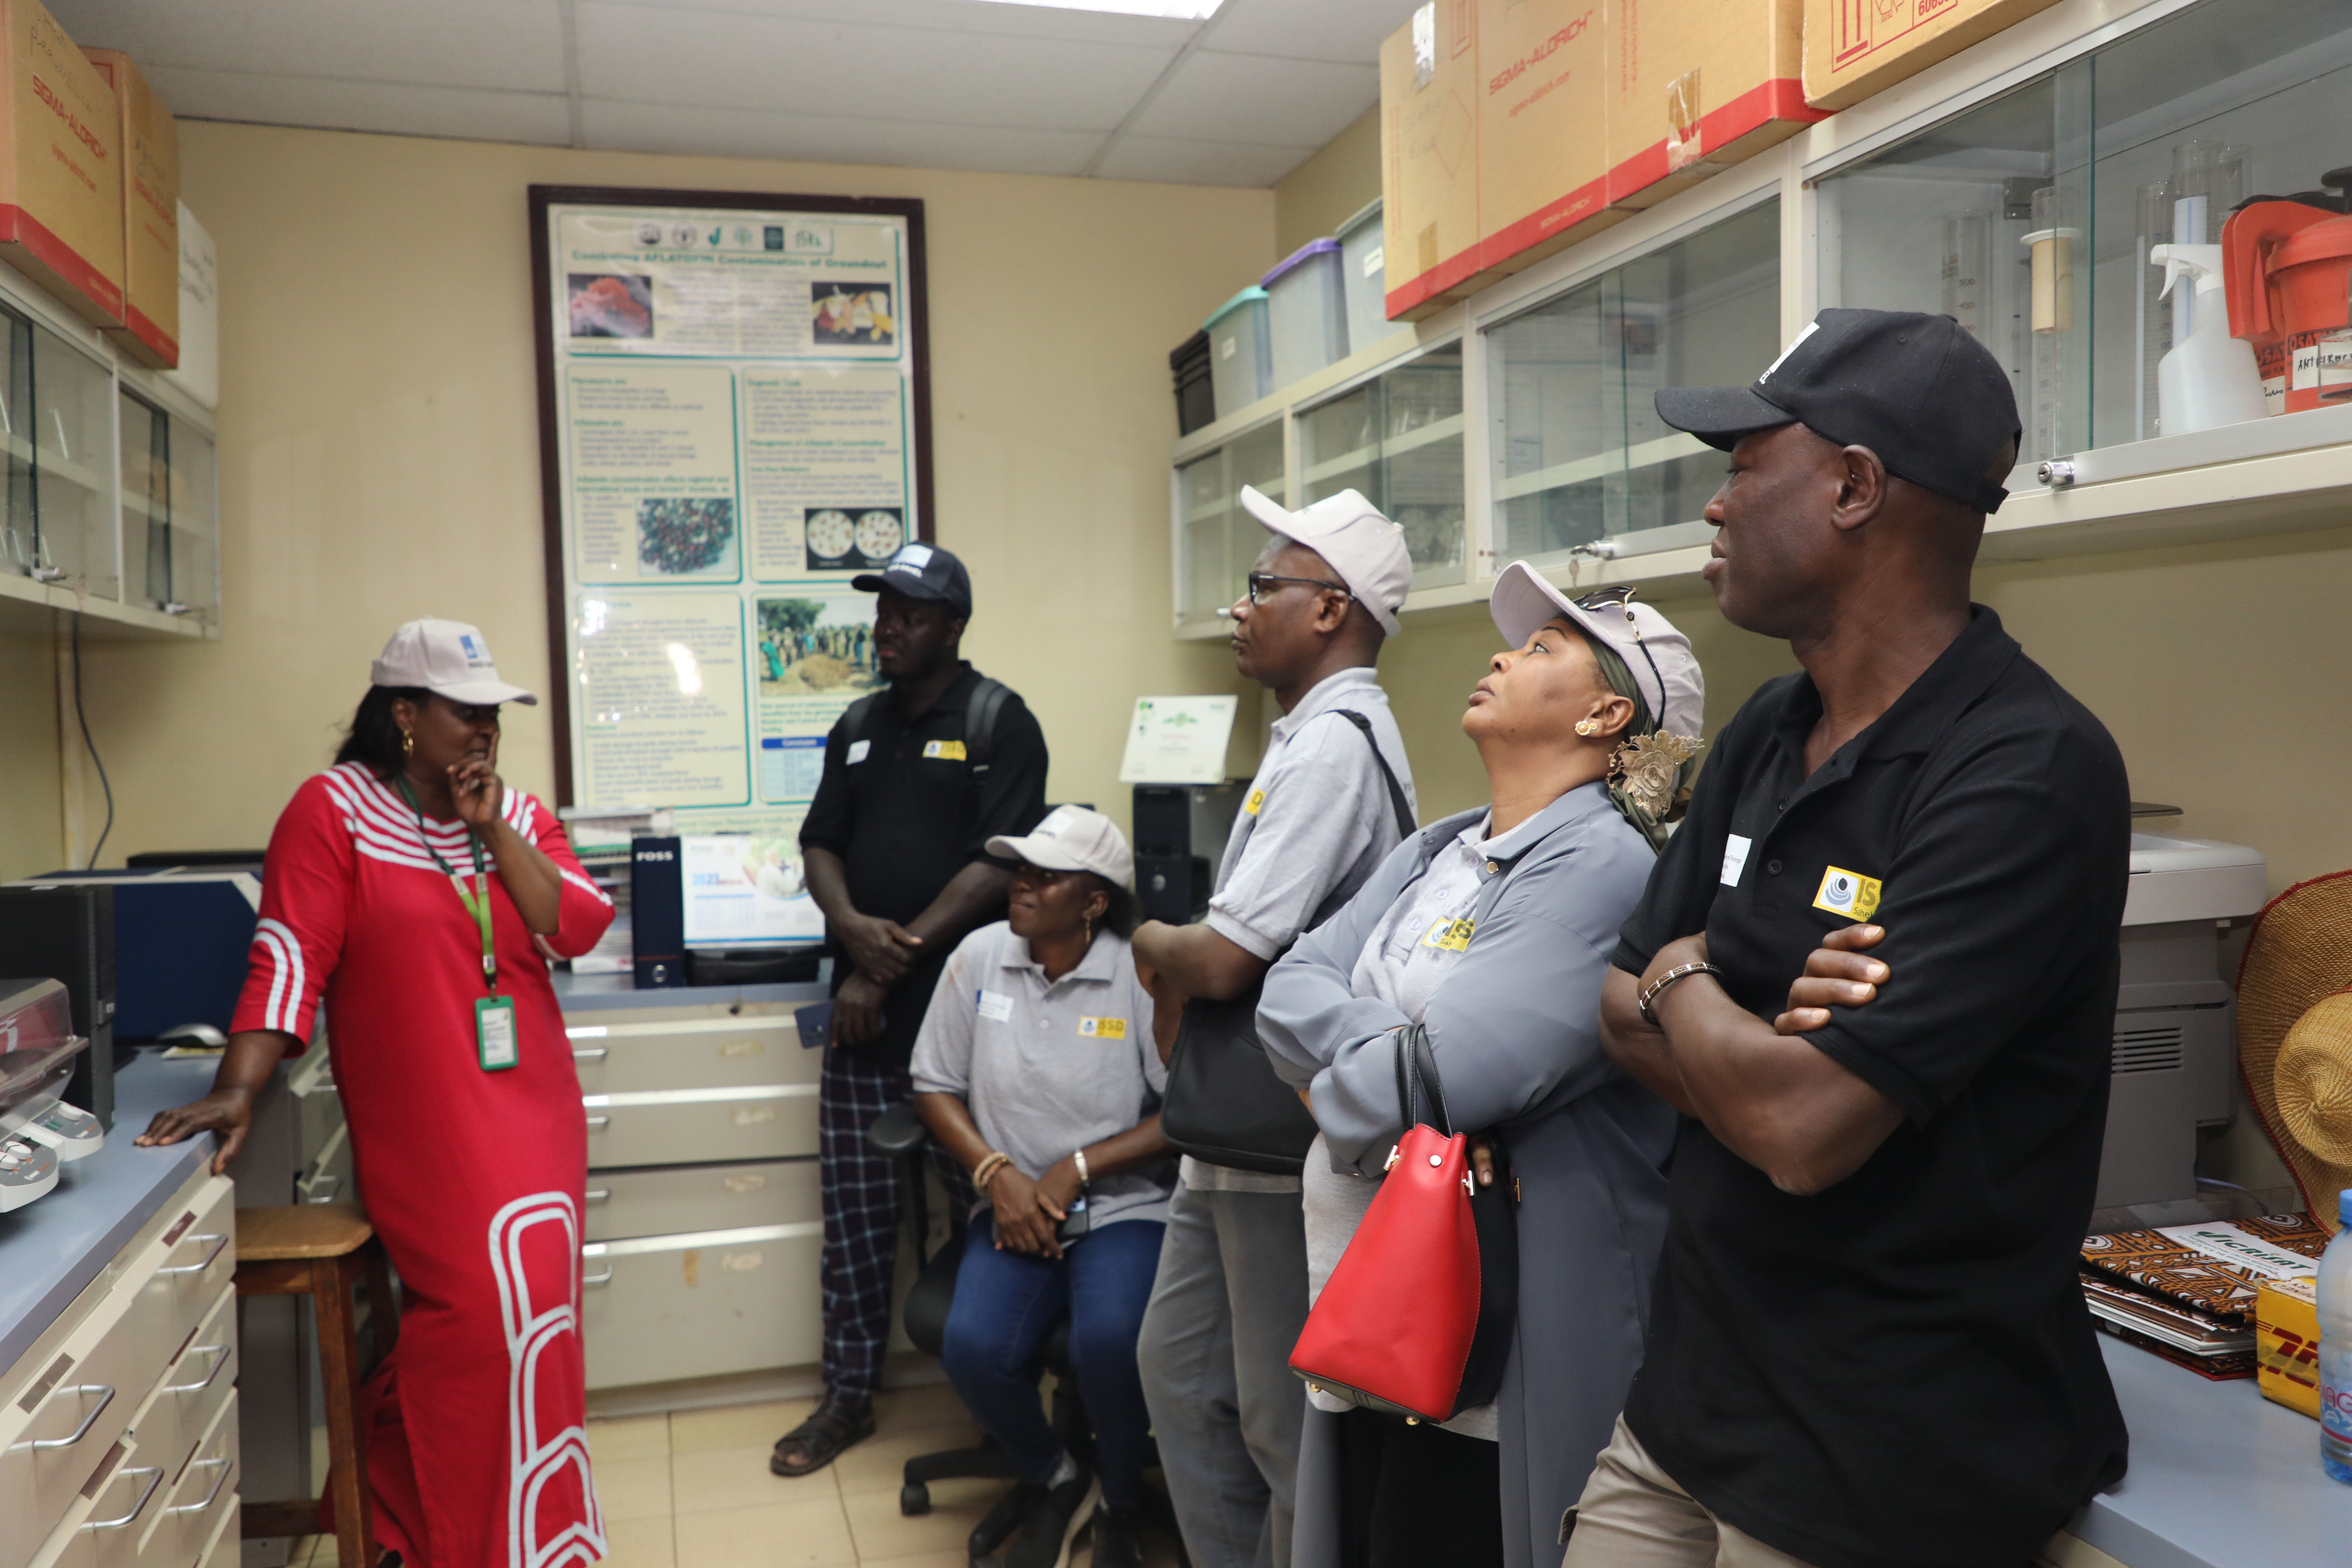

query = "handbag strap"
[[1330, 708, 1416, 839], [1392, 1024, 1452, 1137]]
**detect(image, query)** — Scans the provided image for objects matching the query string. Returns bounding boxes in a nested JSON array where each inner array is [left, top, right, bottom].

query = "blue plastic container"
[[1205, 285, 1273, 419]]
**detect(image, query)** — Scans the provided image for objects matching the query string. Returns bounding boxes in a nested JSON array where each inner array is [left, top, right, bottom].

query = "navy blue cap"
[[852, 542, 972, 616], [1655, 308, 2021, 514]]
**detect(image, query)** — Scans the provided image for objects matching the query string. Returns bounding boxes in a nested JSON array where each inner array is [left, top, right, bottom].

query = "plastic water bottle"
[[2323, 1188, 2352, 1484]]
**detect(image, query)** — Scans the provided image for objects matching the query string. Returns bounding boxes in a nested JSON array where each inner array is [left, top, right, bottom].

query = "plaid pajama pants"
[[817, 1044, 972, 1409]]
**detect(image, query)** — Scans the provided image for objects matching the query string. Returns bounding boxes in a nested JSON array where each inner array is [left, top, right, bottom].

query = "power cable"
[[70, 614, 113, 869]]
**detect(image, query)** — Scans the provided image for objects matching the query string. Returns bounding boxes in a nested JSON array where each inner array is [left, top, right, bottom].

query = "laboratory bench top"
[[0, 1054, 219, 1373], [553, 970, 829, 1013]]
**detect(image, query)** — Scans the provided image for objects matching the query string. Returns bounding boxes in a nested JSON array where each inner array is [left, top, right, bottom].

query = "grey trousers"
[[1137, 1178, 1310, 1568]]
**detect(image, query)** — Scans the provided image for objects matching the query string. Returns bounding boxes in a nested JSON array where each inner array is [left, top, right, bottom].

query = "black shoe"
[[1001, 1465, 1098, 1568], [970, 1481, 1047, 1563], [1088, 1504, 1145, 1568]]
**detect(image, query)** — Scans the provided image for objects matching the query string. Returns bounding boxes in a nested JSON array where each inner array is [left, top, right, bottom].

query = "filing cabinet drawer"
[[583, 1087, 817, 1168], [151, 1393, 236, 1568], [54, 1434, 172, 1568], [294, 1122, 354, 1207], [128, 1285, 236, 1493], [584, 1159, 817, 1243], [566, 1014, 813, 1097], [582, 1222, 822, 1390]]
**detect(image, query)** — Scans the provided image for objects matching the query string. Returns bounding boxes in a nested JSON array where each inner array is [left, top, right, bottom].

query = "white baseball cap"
[[370, 618, 538, 706], [1238, 486, 1413, 637], [986, 805, 1134, 887], [1489, 563, 1703, 738]]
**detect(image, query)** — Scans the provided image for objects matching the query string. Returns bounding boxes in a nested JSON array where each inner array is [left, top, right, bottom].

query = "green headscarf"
[[1569, 626, 1699, 852]]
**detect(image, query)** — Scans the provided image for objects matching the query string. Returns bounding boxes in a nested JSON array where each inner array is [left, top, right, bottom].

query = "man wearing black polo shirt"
[[1573, 311, 2130, 1568], [773, 542, 1050, 1477]]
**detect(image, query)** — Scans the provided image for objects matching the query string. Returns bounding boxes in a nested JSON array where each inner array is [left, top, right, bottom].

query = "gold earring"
[[1084, 914, 1095, 946], [1575, 718, 1600, 737], [401, 730, 414, 756]]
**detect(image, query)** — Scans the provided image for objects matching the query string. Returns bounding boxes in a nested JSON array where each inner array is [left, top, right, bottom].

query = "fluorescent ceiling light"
[[963, 0, 1223, 18]]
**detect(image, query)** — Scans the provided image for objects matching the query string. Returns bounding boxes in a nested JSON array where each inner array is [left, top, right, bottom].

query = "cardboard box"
[[1381, 1, 1482, 321], [1804, 0, 2066, 113], [2255, 1276, 2321, 1420], [0, 0, 121, 327], [1476, 0, 1625, 278], [81, 48, 176, 367], [1606, 0, 1822, 210]]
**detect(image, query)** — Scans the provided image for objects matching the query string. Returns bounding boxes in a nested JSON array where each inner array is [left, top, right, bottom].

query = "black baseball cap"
[[1655, 308, 2021, 514], [852, 541, 972, 616]]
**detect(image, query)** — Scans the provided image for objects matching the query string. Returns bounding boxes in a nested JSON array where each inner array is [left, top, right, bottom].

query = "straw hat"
[[2235, 870, 2352, 1233]]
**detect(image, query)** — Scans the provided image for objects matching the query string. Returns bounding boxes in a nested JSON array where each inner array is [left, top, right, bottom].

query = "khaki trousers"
[[1558, 1415, 1823, 1568]]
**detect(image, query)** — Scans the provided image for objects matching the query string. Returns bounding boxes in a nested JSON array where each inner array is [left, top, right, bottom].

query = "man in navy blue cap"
[[1577, 310, 2131, 1568], [776, 540, 1052, 1477]]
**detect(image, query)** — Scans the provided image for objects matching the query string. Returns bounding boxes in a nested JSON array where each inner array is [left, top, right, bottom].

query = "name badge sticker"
[[1720, 834, 1752, 887], [1244, 788, 1266, 816], [923, 739, 968, 761], [1422, 917, 1474, 952], [1078, 1017, 1128, 1039], [846, 740, 871, 765], [1813, 866, 1884, 922], [976, 990, 1015, 1023]]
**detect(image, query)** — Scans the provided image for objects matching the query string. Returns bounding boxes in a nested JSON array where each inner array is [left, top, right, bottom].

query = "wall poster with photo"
[[532, 186, 932, 938]]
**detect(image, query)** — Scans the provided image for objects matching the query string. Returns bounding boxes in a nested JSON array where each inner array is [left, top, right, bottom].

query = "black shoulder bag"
[[1160, 709, 1416, 1175]]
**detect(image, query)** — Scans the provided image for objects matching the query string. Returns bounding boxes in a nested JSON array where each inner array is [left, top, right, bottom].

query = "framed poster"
[[531, 186, 931, 932]]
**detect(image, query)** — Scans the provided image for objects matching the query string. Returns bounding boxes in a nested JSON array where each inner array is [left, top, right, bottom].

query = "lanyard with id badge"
[[397, 777, 519, 1071]]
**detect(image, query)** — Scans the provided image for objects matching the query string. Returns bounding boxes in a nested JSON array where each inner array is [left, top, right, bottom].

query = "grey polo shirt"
[[1186, 665, 1417, 1195], [912, 921, 1172, 1231]]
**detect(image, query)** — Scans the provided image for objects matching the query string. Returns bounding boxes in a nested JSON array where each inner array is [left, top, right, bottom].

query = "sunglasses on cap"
[[1572, 585, 1665, 728]]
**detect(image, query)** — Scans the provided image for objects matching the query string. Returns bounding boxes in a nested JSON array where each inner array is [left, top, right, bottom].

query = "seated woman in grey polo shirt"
[[912, 805, 1175, 1568], [1257, 565, 1705, 1568]]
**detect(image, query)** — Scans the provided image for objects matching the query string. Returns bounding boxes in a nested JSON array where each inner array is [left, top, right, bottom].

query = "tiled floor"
[[288, 1382, 1181, 1568]]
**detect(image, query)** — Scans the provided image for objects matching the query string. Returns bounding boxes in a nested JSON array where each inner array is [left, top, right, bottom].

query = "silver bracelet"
[[1073, 1148, 1091, 1186], [1639, 961, 1727, 1027]]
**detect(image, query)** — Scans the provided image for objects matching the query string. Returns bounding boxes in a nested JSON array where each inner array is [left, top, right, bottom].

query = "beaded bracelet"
[[972, 1151, 1013, 1191]]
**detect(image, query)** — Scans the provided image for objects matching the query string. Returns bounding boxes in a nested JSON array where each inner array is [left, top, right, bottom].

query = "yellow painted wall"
[[1272, 108, 1380, 257], [61, 122, 1278, 860], [0, 635, 61, 878]]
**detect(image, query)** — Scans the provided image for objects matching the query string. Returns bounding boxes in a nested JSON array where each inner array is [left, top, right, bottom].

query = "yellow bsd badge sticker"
[[1813, 867, 1883, 922], [922, 740, 968, 761], [1422, 917, 1475, 952], [1244, 788, 1267, 816], [1079, 1017, 1128, 1039]]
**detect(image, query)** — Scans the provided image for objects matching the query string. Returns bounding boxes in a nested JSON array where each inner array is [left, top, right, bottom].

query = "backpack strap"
[[1330, 708, 1415, 839], [963, 676, 1012, 777]]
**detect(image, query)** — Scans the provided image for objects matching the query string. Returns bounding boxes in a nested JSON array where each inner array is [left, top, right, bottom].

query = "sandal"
[[769, 1400, 876, 1477]]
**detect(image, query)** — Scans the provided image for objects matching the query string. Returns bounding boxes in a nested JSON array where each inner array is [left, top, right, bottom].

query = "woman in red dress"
[[141, 618, 616, 1568]]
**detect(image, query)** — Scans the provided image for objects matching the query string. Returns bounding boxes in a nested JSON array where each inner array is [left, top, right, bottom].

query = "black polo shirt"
[[1612, 607, 2130, 1568], [800, 663, 1049, 1069]]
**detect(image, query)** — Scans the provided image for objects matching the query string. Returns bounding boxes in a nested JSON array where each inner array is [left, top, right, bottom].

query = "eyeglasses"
[[1573, 585, 1665, 727], [1243, 572, 1351, 608]]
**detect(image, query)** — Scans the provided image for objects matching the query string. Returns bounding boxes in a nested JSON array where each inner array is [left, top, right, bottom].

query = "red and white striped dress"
[[233, 762, 616, 1568]]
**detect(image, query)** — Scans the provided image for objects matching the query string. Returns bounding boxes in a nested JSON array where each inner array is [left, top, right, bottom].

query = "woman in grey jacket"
[[1256, 564, 1705, 1568]]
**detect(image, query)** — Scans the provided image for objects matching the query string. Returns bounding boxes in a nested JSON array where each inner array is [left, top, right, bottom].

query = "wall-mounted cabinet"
[[1173, 0, 2352, 631]]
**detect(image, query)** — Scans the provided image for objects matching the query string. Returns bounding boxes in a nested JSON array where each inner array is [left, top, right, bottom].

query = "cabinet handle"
[[157, 1233, 230, 1276], [305, 1175, 343, 1203], [79, 1465, 164, 1531], [584, 1188, 611, 1204], [165, 1456, 231, 1516], [582, 1262, 614, 1287], [164, 1343, 232, 1394], [572, 1046, 609, 1062], [7, 1383, 115, 1451], [585, 1115, 610, 1129]]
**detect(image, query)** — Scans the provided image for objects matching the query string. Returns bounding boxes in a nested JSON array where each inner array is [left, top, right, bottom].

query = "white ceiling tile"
[[1202, 0, 1406, 66], [1090, 133, 1313, 187], [140, 66, 574, 145], [581, 97, 1104, 176], [46, 0, 569, 94], [591, 0, 1200, 50], [578, 3, 1176, 132], [1126, 48, 1375, 147]]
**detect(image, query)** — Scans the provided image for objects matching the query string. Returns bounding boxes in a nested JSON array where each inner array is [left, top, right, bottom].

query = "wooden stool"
[[235, 1204, 398, 1568]]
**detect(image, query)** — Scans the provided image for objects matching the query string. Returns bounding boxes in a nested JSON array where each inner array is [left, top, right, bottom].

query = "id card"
[[477, 996, 519, 1071]]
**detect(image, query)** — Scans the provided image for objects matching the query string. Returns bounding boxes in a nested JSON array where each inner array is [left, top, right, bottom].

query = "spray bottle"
[[2149, 243, 2269, 434]]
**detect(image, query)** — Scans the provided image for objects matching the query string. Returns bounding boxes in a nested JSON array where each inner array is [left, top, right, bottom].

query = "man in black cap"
[[1574, 310, 2130, 1568], [775, 541, 1051, 1476]]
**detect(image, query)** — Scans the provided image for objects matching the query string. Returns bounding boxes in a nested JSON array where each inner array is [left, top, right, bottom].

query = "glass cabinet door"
[[117, 392, 217, 622], [1176, 420, 1284, 626], [1298, 344, 1465, 587], [168, 420, 219, 624], [30, 317, 117, 598], [1488, 200, 1779, 561]]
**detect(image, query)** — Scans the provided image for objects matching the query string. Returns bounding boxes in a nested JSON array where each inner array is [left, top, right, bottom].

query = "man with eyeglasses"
[[1130, 487, 1417, 1568]]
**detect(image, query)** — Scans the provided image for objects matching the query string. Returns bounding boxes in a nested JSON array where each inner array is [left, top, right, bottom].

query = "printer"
[[2098, 832, 2268, 1209]]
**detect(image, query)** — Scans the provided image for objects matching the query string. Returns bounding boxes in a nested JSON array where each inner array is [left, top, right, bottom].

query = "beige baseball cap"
[[987, 805, 1134, 887], [370, 618, 538, 706], [1489, 563, 1703, 738], [1238, 485, 1413, 637]]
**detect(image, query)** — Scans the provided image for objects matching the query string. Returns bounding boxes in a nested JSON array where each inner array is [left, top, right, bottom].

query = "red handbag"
[[1288, 1027, 1518, 1423]]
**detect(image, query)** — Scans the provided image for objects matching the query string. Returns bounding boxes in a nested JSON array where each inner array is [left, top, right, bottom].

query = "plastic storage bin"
[[1264, 238, 1349, 391], [1338, 200, 1389, 357], [1205, 285, 1273, 419], [1171, 330, 1214, 436]]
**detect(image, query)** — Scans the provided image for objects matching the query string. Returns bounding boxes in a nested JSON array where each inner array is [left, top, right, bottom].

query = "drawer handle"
[[585, 1115, 610, 1129], [157, 1233, 230, 1276], [582, 1262, 614, 1287], [165, 1456, 231, 1516], [80, 1466, 165, 1531], [8, 1383, 115, 1451], [584, 1188, 611, 1204], [164, 1343, 232, 1395], [572, 1046, 609, 1062], [305, 1176, 344, 1203]]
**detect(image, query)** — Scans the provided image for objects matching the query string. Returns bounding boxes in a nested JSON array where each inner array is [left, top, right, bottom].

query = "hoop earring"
[[401, 729, 414, 757], [1574, 718, 1600, 737]]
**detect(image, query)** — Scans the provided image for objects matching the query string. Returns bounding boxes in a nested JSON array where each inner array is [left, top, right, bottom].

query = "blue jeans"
[[940, 1212, 1168, 1507]]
